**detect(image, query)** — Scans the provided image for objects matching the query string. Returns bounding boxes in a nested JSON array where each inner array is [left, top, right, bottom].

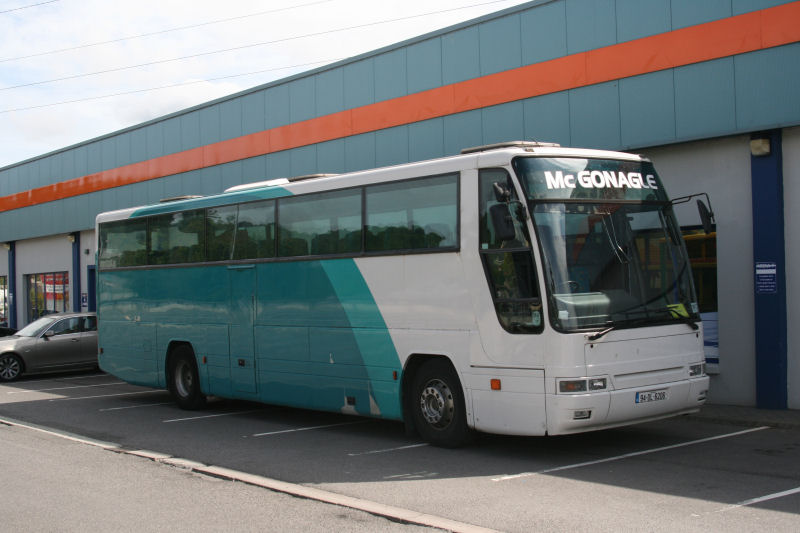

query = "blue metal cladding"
[[674, 58, 737, 139], [751, 130, 787, 409], [619, 70, 676, 148], [442, 26, 480, 85], [616, 0, 672, 43], [2, 0, 800, 244]]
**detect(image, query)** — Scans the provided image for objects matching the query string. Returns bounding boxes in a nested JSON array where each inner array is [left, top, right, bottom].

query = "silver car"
[[0, 312, 98, 382]]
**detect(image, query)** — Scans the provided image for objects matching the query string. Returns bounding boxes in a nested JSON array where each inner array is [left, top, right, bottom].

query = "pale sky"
[[0, 0, 527, 169]]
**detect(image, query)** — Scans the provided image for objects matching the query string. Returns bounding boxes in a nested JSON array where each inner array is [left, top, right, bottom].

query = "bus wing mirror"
[[697, 199, 715, 234], [492, 182, 511, 203], [490, 204, 517, 242]]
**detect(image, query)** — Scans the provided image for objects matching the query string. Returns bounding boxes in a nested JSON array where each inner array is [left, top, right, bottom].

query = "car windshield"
[[15, 316, 58, 337], [514, 156, 699, 332]]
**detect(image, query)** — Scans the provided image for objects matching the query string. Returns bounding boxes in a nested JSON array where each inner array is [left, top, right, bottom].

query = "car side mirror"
[[43, 330, 55, 339]]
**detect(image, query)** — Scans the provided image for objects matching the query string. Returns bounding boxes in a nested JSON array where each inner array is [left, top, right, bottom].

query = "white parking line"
[[163, 410, 262, 423], [492, 426, 770, 482], [716, 486, 800, 513], [49, 390, 163, 401], [7, 381, 125, 394], [99, 402, 173, 412], [4, 373, 106, 384], [251, 420, 368, 437], [348, 443, 428, 456]]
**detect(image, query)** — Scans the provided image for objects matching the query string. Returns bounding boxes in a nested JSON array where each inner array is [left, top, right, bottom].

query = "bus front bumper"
[[546, 376, 709, 435]]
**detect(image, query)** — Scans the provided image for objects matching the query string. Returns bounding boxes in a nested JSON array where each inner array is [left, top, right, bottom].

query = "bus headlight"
[[558, 377, 608, 393], [689, 363, 706, 377]]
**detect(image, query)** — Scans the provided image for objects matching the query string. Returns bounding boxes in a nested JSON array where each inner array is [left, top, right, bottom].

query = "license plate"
[[635, 389, 668, 404]]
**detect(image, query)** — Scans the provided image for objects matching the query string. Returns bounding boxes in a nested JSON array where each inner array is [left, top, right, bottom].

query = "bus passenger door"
[[228, 265, 257, 394]]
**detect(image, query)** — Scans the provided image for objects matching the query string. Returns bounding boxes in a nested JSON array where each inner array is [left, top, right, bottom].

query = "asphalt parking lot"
[[1, 370, 799, 532]]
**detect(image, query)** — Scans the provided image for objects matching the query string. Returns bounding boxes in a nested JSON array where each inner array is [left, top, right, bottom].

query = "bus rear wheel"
[[168, 346, 206, 410], [410, 359, 470, 448]]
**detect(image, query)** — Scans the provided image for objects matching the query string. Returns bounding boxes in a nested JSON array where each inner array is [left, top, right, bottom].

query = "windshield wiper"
[[587, 310, 698, 341]]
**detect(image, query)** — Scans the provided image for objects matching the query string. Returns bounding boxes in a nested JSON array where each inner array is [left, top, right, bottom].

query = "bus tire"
[[168, 346, 206, 410], [410, 358, 470, 448], [0, 354, 23, 382]]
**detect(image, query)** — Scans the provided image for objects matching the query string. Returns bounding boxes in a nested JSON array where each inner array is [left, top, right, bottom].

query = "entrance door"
[[228, 265, 257, 394]]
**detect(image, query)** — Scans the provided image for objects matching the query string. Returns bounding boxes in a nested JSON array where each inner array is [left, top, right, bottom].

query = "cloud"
[[0, 0, 523, 168]]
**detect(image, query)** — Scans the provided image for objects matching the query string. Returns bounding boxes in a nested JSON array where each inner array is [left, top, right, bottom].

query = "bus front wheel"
[[410, 359, 470, 448], [168, 346, 206, 410]]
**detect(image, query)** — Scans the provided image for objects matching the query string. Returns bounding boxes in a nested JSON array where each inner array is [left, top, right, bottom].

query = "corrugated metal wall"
[[1, 0, 798, 241]]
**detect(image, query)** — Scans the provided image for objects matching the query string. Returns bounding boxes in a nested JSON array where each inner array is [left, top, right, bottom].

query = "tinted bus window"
[[99, 219, 147, 268], [207, 205, 237, 262], [149, 209, 205, 265], [234, 200, 276, 259], [365, 174, 458, 252], [278, 190, 361, 257]]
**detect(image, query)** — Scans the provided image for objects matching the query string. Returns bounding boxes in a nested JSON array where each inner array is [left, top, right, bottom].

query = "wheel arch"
[[164, 340, 196, 388], [0, 351, 26, 373], [401, 353, 467, 433]]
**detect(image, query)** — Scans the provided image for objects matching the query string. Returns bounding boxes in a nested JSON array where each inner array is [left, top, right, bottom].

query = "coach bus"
[[95, 141, 709, 447]]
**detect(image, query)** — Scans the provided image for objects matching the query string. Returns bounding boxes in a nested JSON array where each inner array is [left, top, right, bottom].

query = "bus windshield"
[[513, 157, 699, 332]]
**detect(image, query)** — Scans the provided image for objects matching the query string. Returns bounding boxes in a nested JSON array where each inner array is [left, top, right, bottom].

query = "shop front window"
[[26, 272, 69, 324]]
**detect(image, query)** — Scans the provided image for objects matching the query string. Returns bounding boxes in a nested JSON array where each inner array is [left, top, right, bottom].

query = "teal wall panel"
[[345, 133, 376, 172], [343, 58, 374, 110], [374, 48, 406, 102], [483, 101, 524, 145], [73, 145, 88, 177], [200, 106, 221, 146], [100, 139, 115, 171], [620, 70, 675, 148], [219, 160, 244, 192], [442, 26, 480, 85], [87, 142, 102, 175], [162, 118, 181, 156], [616, 0, 671, 43], [565, 0, 616, 54], [479, 14, 521, 76], [115, 134, 132, 167], [732, 0, 792, 15], [220, 99, 243, 141], [569, 81, 620, 149], [265, 84, 290, 129], [198, 166, 223, 196], [375, 126, 409, 167], [735, 43, 800, 130], [316, 67, 344, 117], [316, 139, 346, 174], [671, 0, 731, 29], [409, 118, 444, 162], [130, 128, 147, 164], [289, 76, 315, 123], [180, 111, 201, 151], [241, 92, 266, 136], [291, 145, 317, 176], [115, 183, 133, 211], [521, 0, 567, 65], [60, 150, 74, 182], [523, 91, 571, 147], [443, 110, 482, 156], [675, 58, 736, 139], [266, 150, 291, 179], [242, 154, 267, 182], [407, 38, 442, 94], [145, 124, 164, 160]]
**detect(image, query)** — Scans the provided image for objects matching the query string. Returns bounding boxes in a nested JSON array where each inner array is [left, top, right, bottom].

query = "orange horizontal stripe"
[[2, 1, 799, 215]]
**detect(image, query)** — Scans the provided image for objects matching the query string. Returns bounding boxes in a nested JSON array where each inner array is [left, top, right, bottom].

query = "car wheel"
[[410, 359, 471, 448], [0, 354, 23, 382], [168, 346, 206, 410]]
